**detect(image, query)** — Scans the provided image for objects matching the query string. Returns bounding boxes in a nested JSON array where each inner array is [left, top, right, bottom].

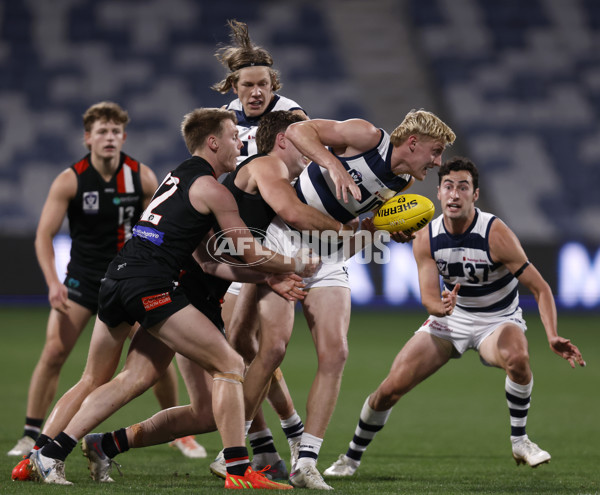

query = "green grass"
[[0, 307, 598, 494]]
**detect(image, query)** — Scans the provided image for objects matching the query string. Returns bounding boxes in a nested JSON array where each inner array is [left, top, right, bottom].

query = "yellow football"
[[373, 194, 435, 234]]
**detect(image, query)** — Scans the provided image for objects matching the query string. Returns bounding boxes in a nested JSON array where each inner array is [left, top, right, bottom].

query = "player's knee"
[[316, 341, 348, 373], [215, 351, 245, 378], [504, 348, 530, 378], [40, 343, 70, 368], [257, 340, 287, 370], [75, 373, 105, 396]]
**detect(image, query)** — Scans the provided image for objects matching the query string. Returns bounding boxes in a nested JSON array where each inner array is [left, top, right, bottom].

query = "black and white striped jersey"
[[429, 208, 520, 315], [294, 129, 412, 223]]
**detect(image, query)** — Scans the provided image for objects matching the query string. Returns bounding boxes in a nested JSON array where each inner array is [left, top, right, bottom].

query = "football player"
[[324, 157, 585, 477]]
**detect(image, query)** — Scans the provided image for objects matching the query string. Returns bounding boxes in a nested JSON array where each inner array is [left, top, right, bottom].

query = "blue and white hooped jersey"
[[294, 130, 412, 223], [226, 94, 304, 165], [429, 208, 519, 315]]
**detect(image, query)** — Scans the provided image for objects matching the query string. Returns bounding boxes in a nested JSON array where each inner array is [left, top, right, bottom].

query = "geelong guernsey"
[[294, 130, 412, 223], [429, 208, 520, 314], [225, 94, 304, 164]]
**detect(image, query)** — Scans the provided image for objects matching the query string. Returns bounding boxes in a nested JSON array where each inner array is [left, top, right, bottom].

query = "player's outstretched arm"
[[189, 176, 320, 277], [490, 219, 586, 368], [285, 119, 382, 203], [194, 239, 307, 302], [253, 159, 345, 233]]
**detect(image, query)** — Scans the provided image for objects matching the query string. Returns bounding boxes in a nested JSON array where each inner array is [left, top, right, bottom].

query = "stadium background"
[[0, 2, 598, 493], [1, 0, 599, 310]]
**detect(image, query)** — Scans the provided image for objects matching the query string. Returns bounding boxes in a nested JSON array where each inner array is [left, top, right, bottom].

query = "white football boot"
[[7, 436, 35, 457], [29, 449, 72, 485], [324, 454, 360, 477], [289, 438, 300, 473], [82, 433, 122, 482], [290, 464, 333, 490], [209, 448, 226, 479], [512, 437, 551, 467]]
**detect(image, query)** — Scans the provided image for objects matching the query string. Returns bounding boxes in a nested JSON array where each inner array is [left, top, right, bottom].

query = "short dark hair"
[[256, 111, 306, 154], [180, 108, 237, 154], [438, 156, 479, 190]]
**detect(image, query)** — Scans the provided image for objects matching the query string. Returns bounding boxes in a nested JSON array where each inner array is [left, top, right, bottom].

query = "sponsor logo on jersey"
[[82, 191, 99, 214], [133, 225, 165, 245], [436, 259, 447, 273], [113, 195, 140, 205], [142, 292, 172, 311], [348, 168, 363, 185]]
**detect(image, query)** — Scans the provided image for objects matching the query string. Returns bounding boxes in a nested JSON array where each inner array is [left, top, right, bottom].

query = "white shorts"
[[227, 281, 242, 296], [264, 216, 350, 290], [416, 305, 527, 357]]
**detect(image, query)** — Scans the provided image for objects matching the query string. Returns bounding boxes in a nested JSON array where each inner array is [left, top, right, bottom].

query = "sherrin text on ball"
[[373, 194, 435, 234]]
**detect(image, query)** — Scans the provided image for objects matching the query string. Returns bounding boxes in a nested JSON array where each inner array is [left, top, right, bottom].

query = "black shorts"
[[180, 271, 225, 336], [98, 277, 190, 330], [63, 264, 105, 313]]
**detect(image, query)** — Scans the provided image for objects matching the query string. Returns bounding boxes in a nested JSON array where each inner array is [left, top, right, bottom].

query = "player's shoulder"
[[250, 153, 287, 175], [139, 162, 158, 193], [190, 174, 236, 211], [272, 94, 304, 112], [487, 212, 513, 239], [51, 167, 79, 195]]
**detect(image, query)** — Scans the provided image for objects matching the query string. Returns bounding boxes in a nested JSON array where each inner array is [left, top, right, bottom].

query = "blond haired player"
[[241, 109, 456, 489]]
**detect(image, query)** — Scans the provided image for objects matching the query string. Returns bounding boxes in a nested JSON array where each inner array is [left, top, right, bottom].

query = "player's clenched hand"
[[549, 336, 586, 368], [49, 281, 70, 314], [441, 283, 460, 316], [267, 273, 307, 301]]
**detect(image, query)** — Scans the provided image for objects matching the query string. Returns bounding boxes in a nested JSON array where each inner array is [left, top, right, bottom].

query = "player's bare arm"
[[194, 239, 307, 302], [285, 119, 378, 203], [489, 219, 585, 368], [35, 169, 78, 313], [413, 228, 459, 316], [139, 163, 159, 208], [252, 159, 345, 233], [189, 176, 318, 276]]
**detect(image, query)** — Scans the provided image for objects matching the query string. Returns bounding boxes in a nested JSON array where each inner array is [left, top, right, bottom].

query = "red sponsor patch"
[[142, 292, 172, 311]]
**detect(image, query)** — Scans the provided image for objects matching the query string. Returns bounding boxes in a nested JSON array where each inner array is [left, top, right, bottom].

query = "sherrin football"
[[373, 194, 435, 234]]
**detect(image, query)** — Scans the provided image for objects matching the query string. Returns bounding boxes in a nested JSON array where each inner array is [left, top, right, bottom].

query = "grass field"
[[0, 306, 598, 494]]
